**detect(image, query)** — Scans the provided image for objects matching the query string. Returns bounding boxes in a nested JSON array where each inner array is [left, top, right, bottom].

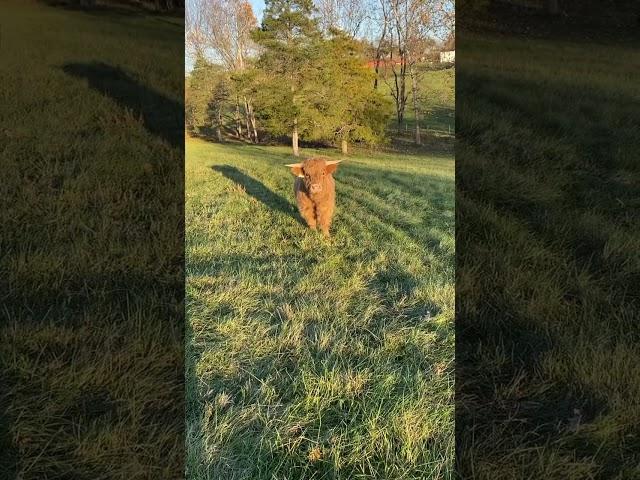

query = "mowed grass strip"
[[0, 1, 183, 478], [186, 139, 455, 479], [457, 32, 640, 479]]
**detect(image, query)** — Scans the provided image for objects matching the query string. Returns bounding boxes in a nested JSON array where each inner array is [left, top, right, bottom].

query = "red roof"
[[365, 59, 405, 68]]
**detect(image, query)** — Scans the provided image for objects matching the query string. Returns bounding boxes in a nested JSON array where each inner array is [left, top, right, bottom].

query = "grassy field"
[[383, 66, 455, 139], [457, 30, 640, 478], [0, 1, 183, 478], [186, 138, 455, 479], [415, 66, 455, 136]]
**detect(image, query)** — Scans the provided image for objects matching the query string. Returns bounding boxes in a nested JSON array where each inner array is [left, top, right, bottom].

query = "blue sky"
[[186, 0, 266, 73], [249, 0, 266, 20]]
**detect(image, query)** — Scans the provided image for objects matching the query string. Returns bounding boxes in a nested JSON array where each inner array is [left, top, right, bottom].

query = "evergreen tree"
[[209, 77, 232, 142], [252, 0, 323, 156], [186, 55, 230, 140], [318, 31, 392, 153]]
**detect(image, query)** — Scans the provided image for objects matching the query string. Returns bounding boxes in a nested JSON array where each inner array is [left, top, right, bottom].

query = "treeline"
[[186, 0, 454, 155]]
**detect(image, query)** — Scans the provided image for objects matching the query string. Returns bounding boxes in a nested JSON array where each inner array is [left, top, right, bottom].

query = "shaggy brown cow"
[[285, 158, 342, 237]]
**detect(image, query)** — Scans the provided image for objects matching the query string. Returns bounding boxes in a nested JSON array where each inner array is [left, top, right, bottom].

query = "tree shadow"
[[61, 62, 182, 149], [211, 165, 298, 221]]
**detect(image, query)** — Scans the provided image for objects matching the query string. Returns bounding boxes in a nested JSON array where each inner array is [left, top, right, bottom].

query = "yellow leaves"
[[307, 445, 323, 463]]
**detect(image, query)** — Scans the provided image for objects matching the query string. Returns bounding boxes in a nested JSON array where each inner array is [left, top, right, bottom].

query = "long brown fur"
[[287, 157, 341, 237]]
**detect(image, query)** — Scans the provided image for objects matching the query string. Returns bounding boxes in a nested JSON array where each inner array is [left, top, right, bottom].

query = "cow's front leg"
[[296, 194, 317, 230], [316, 203, 334, 237], [299, 205, 317, 230]]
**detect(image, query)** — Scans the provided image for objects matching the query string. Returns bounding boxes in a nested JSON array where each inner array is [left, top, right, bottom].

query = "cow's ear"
[[325, 160, 342, 174], [285, 163, 304, 177]]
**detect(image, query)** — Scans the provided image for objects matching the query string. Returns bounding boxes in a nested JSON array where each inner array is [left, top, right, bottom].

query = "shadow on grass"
[[62, 62, 182, 149], [367, 264, 443, 322], [0, 378, 18, 479], [211, 165, 298, 221], [456, 36, 639, 477]]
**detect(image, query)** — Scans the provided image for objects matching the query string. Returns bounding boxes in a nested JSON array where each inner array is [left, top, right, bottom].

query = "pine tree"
[[187, 55, 230, 140], [252, 0, 323, 156], [318, 31, 392, 153]]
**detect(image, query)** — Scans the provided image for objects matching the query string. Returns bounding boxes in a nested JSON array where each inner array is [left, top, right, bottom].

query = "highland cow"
[[285, 158, 342, 237]]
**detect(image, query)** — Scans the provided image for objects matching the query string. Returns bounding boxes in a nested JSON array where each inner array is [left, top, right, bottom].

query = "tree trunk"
[[243, 97, 252, 141], [391, 52, 407, 127], [373, 44, 385, 90], [235, 99, 242, 138], [374, 2, 388, 90], [216, 107, 223, 142], [246, 99, 258, 143], [410, 66, 421, 145], [292, 117, 299, 157], [250, 112, 258, 143], [341, 138, 348, 154]]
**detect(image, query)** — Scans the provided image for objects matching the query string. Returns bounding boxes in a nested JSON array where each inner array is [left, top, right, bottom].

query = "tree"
[[186, 55, 231, 140], [230, 67, 260, 142], [210, 77, 232, 142], [376, 0, 448, 144], [252, 0, 323, 156], [313, 0, 371, 38], [318, 31, 392, 153], [187, 0, 260, 142], [371, 0, 391, 90]]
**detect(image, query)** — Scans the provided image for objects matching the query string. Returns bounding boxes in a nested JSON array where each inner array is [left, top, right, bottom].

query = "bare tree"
[[410, 64, 421, 144], [186, 0, 259, 142], [370, 0, 390, 90], [314, 0, 371, 38], [384, 0, 426, 128], [378, 0, 450, 144]]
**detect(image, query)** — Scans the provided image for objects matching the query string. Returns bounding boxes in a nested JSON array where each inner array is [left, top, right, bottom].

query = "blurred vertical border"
[[0, 1, 185, 478], [456, 1, 640, 478]]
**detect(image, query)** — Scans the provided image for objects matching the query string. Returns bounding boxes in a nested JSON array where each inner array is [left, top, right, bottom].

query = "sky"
[[185, 0, 266, 74]]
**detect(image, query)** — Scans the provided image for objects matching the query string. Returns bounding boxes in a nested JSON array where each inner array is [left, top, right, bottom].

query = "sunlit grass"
[[186, 138, 455, 479]]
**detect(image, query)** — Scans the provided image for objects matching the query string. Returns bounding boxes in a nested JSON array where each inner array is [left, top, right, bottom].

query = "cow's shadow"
[[211, 165, 299, 221]]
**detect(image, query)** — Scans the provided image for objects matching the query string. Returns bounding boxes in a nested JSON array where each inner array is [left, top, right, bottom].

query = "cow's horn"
[[325, 160, 342, 165], [285, 163, 303, 167]]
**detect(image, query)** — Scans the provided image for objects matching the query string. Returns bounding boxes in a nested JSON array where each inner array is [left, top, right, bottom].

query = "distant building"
[[440, 51, 455, 63]]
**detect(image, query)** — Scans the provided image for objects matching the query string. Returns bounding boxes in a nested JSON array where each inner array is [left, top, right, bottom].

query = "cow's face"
[[286, 158, 341, 194]]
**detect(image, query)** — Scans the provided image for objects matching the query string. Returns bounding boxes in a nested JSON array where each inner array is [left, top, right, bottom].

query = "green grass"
[[457, 31, 640, 479], [380, 65, 455, 152], [186, 138, 455, 479], [415, 66, 455, 136], [0, 2, 183, 478]]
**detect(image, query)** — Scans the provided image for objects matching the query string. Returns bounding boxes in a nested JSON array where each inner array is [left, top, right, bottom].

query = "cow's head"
[[286, 158, 342, 194]]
